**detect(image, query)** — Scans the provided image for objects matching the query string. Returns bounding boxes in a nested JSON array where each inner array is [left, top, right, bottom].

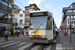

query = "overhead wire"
[[15, 0, 25, 8], [40, 0, 48, 11]]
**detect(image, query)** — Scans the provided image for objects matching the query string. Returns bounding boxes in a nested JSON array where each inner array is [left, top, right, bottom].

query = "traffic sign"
[[12, 23, 18, 26]]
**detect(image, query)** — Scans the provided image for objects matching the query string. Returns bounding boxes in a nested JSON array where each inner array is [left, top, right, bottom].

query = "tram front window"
[[29, 16, 48, 30]]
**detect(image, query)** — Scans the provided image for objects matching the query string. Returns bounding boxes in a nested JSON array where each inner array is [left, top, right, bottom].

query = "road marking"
[[18, 43, 33, 50], [46, 44, 52, 50], [31, 44, 42, 50], [0, 41, 14, 45], [18, 42, 27, 46], [56, 44, 62, 50], [1, 41, 21, 47]]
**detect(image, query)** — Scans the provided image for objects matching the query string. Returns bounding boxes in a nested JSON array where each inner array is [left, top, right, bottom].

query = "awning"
[[0, 23, 11, 27]]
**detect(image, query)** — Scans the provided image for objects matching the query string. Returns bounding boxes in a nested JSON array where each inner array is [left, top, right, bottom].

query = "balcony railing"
[[0, 3, 12, 12]]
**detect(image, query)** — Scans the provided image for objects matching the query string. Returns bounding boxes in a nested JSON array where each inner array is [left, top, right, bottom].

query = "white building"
[[17, 9, 25, 28]]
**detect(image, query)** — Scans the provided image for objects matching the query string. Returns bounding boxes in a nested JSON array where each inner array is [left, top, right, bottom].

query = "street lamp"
[[11, 4, 15, 38], [70, 16, 72, 43]]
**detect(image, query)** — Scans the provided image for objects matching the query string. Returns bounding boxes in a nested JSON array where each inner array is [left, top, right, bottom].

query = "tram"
[[29, 10, 56, 43]]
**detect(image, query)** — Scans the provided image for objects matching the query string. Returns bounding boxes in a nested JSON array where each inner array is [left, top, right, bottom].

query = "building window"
[[2, 0, 8, 6], [20, 14, 23, 17], [29, 9, 32, 12], [74, 21, 75, 23], [14, 14, 17, 18], [26, 15, 30, 19], [11, 5, 13, 8], [0, 11, 8, 18], [0, 11, 8, 22], [26, 9, 29, 12], [26, 21, 29, 25], [71, 16, 73, 19], [73, 10, 75, 12], [0, 0, 1, 3], [33, 9, 36, 11], [19, 19, 23, 24], [74, 16, 75, 18], [70, 6, 72, 8], [67, 16, 69, 18], [67, 10, 72, 12]]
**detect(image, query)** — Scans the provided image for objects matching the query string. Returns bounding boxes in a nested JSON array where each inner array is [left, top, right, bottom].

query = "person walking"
[[55, 28, 58, 36], [24, 29, 26, 36], [22, 29, 24, 35], [62, 30, 64, 34], [26, 29, 28, 36], [63, 30, 66, 36], [4, 29, 9, 41], [16, 30, 19, 37]]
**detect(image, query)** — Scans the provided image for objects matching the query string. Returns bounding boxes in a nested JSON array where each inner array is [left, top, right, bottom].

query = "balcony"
[[0, 3, 12, 13], [65, 12, 75, 16], [0, 18, 11, 23]]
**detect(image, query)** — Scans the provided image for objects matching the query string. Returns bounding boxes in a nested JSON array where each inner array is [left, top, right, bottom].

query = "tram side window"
[[46, 18, 52, 30]]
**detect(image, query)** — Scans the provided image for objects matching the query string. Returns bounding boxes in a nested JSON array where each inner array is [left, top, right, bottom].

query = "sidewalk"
[[56, 32, 75, 50], [0, 34, 26, 43]]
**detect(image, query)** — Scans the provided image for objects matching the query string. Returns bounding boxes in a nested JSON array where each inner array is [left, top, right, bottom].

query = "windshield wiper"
[[36, 23, 42, 30]]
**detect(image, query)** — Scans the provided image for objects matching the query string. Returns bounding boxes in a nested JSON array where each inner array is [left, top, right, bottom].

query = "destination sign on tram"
[[30, 12, 48, 17]]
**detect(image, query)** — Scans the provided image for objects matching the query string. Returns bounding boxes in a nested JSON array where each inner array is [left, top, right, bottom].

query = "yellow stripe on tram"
[[33, 30, 39, 35]]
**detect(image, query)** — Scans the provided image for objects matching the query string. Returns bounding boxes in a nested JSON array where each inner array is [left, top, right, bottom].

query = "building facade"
[[17, 9, 25, 28], [0, 0, 14, 36], [12, 4, 21, 28], [25, 4, 40, 29], [62, 2, 75, 32]]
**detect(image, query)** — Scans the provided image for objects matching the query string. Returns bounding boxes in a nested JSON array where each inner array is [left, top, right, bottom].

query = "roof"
[[69, 2, 75, 7], [25, 4, 40, 10], [25, 4, 37, 8]]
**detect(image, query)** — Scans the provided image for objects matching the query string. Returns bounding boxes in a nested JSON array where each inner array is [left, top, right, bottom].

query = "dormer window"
[[70, 6, 72, 8]]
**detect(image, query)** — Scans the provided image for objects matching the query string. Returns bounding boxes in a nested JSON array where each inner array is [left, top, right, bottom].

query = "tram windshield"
[[29, 16, 48, 30]]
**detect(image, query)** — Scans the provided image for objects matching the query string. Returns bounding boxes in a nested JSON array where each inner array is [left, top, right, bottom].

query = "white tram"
[[29, 10, 56, 43]]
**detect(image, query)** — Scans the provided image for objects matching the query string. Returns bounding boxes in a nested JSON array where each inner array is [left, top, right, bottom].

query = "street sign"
[[12, 23, 18, 26]]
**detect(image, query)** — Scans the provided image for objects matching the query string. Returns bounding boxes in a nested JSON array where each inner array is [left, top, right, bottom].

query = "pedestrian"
[[16, 30, 19, 37], [22, 29, 24, 35], [63, 30, 66, 36], [26, 29, 28, 36], [55, 28, 58, 36], [62, 30, 64, 34], [58, 29, 60, 35], [24, 29, 26, 36], [4, 29, 9, 41]]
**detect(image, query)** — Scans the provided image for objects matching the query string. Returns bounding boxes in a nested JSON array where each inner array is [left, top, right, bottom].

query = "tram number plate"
[[34, 36, 39, 38]]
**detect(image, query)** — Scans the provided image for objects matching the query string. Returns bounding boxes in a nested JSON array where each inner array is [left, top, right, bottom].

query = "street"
[[0, 33, 75, 50]]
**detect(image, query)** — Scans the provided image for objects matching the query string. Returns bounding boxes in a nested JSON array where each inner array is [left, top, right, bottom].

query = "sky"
[[14, 0, 75, 28]]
